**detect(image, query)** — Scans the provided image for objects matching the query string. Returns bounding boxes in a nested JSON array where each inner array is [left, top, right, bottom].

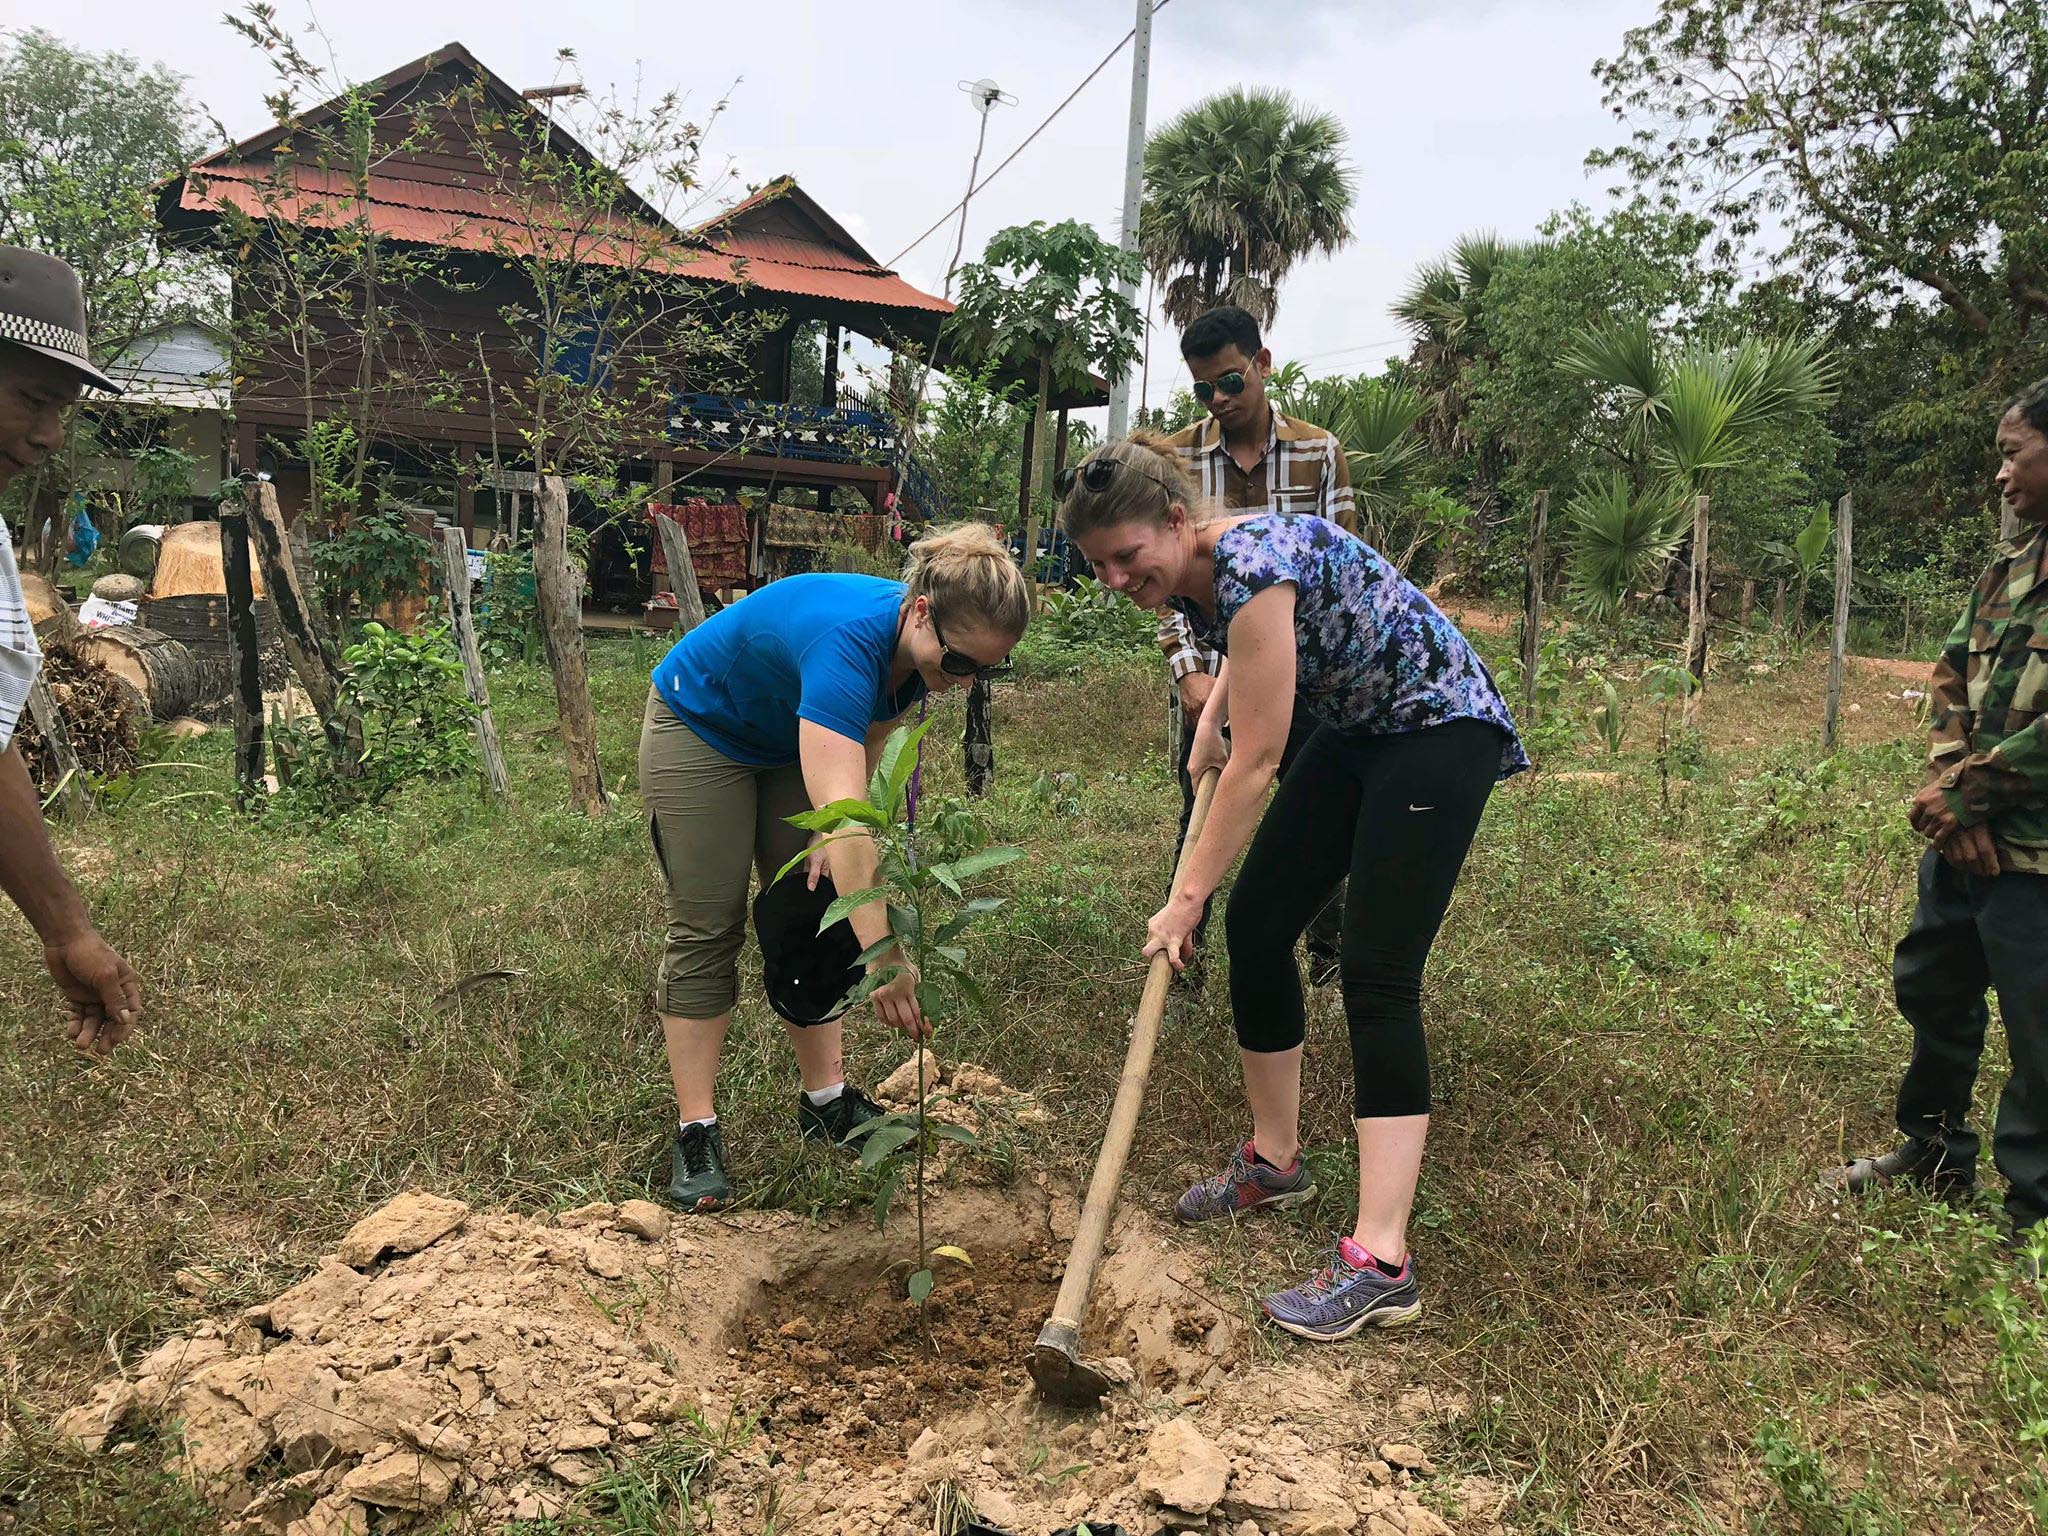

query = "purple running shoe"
[[1174, 1141, 1316, 1224], [1262, 1238, 1421, 1341]]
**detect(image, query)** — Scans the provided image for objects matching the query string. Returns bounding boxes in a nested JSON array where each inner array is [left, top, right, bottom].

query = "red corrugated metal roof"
[[175, 163, 951, 315]]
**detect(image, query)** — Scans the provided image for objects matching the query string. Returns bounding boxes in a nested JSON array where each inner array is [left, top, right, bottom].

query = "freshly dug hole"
[[735, 1237, 1068, 1468]]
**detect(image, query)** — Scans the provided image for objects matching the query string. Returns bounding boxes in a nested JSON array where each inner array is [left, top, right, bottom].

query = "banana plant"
[[778, 718, 1021, 1304]]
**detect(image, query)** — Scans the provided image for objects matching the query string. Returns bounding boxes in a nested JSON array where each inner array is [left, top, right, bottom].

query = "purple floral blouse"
[[1169, 513, 1529, 779]]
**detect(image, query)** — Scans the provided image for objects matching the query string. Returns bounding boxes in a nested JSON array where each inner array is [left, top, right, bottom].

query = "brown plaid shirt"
[[1156, 409, 1356, 680]]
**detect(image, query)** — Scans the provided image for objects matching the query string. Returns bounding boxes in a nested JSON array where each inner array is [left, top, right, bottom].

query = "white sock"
[[679, 1115, 717, 1131], [803, 1082, 846, 1106]]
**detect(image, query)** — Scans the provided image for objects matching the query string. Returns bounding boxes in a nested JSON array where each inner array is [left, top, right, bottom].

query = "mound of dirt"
[[55, 1181, 1504, 1536]]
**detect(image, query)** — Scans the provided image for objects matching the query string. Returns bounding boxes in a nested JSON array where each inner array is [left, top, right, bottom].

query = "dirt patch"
[[48, 1154, 1495, 1535], [736, 1248, 1064, 1470]]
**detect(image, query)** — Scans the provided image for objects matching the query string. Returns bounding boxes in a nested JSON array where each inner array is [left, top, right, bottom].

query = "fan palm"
[[1139, 88, 1355, 328], [1561, 473, 1691, 622], [1557, 320, 1838, 618]]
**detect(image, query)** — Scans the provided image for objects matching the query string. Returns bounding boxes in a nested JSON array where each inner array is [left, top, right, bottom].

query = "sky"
[[12, 0, 1651, 419]]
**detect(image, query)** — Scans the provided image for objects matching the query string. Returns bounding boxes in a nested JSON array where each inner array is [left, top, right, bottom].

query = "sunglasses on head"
[[930, 610, 1012, 680], [1191, 370, 1248, 404], [1054, 453, 1180, 501]]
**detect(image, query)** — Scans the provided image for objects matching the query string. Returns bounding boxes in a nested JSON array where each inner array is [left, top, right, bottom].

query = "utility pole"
[[1105, 0, 1154, 441]]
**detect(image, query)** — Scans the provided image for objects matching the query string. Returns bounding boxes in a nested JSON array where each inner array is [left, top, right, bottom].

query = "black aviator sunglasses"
[[1191, 370, 1248, 404], [929, 610, 1012, 680], [1054, 453, 1181, 501]]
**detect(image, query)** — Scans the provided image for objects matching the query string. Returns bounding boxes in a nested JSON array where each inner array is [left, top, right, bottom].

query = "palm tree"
[[1392, 233, 1538, 526], [1139, 88, 1355, 328], [1556, 317, 1838, 621]]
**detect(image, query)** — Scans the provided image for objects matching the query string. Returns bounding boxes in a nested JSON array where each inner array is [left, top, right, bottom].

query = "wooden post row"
[[1520, 490, 1549, 714], [436, 525, 510, 802], [1822, 493, 1854, 754], [218, 506, 267, 805]]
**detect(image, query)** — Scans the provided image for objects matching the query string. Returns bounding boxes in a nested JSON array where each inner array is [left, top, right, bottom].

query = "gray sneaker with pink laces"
[[1173, 1141, 1316, 1223]]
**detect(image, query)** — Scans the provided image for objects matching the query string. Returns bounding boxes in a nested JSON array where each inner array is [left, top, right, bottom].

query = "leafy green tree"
[[1139, 88, 1355, 328], [0, 29, 212, 557], [946, 220, 1142, 576], [919, 365, 1028, 519], [1591, 2, 2048, 581]]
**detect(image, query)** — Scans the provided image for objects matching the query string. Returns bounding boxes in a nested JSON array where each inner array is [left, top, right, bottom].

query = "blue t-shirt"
[[1168, 513, 1529, 779], [651, 573, 926, 766]]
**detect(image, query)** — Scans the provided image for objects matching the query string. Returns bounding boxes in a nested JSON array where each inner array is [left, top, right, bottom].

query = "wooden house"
[[154, 41, 1098, 603]]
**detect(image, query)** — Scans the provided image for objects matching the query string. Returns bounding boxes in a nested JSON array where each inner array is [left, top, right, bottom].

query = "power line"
[[884, 0, 1175, 271]]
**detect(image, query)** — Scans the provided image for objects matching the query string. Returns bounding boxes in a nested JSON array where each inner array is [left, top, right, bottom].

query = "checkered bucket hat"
[[0, 245, 120, 393]]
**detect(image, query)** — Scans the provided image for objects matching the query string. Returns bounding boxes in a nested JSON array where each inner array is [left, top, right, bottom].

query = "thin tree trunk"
[[1519, 489, 1549, 715], [219, 506, 267, 807], [1822, 494, 1854, 754], [1021, 354, 1053, 600], [1772, 577, 1788, 629], [1739, 577, 1756, 629], [1682, 493, 1710, 729], [533, 474, 607, 815], [436, 525, 510, 802]]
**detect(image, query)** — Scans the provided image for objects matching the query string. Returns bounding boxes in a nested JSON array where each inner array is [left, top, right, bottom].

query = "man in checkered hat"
[[0, 244, 142, 1054]]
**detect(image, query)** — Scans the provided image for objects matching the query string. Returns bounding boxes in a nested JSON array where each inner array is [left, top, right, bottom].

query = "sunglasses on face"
[[1191, 370, 1248, 405], [930, 611, 1012, 680], [1054, 454, 1180, 501]]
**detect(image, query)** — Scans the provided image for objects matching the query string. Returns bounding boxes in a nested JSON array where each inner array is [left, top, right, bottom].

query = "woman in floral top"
[[1059, 434, 1526, 1341]]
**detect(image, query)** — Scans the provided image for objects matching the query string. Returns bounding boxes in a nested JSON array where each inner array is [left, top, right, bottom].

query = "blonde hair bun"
[[901, 521, 1033, 636]]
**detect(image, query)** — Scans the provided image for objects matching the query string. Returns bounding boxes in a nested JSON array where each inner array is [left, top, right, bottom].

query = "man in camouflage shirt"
[[1835, 379, 2048, 1239]]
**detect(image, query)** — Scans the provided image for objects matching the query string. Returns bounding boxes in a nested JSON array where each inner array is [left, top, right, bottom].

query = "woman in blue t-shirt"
[[640, 523, 1030, 1212], [1059, 435, 1527, 1342]]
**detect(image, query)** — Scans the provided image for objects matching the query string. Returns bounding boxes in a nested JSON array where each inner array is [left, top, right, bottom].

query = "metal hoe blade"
[[1027, 1321, 1115, 1408]]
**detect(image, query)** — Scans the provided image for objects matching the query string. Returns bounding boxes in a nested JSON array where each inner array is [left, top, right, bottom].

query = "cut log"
[[72, 625, 214, 722], [92, 573, 147, 603], [19, 571, 79, 649], [149, 521, 268, 600]]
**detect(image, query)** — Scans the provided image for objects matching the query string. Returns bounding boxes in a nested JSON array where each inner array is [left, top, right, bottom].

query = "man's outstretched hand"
[[44, 929, 142, 1056]]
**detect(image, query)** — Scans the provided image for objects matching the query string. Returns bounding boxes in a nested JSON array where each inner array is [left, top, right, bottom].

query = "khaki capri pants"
[[639, 690, 812, 1017]]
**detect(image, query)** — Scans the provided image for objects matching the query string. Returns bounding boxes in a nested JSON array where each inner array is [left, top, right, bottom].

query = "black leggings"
[[1225, 718, 1501, 1119]]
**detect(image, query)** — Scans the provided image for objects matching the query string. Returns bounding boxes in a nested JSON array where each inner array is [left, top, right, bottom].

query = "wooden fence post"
[[1739, 577, 1757, 630], [218, 506, 267, 806], [243, 479, 362, 775], [651, 512, 708, 634], [964, 675, 994, 797], [1520, 489, 1550, 714], [1682, 493, 1711, 729], [1823, 493, 1854, 754], [532, 474, 608, 816], [436, 525, 509, 802], [25, 675, 87, 822]]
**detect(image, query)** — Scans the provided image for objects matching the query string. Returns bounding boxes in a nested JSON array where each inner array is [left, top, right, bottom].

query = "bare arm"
[[1146, 588, 1296, 964], [0, 742, 142, 1053]]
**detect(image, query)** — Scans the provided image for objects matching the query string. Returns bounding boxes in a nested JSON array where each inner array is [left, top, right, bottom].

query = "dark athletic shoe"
[[1262, 1239, 1422, 1341], [797, 1084, 887, 1149], [669, 1121, 733, 1213], [1174, 1141, 1316, 1223], [1824, 1138, 1976, 1198]]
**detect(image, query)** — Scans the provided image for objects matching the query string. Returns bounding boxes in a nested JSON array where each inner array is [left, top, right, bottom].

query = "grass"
[[1, 621, 2043, 1533]]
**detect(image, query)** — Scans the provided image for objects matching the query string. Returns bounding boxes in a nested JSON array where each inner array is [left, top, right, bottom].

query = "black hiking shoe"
[[797, 1084, 887, 1149], [669, 1121, 733, 1213], [1824, 1137, 1976, 1199]]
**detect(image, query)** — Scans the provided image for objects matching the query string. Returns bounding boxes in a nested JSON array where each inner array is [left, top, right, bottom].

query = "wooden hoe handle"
[[1040, 767, 1220, 1344]]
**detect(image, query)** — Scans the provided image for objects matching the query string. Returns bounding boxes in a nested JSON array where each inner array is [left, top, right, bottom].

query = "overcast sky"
[[15, 0, 1649, 417]]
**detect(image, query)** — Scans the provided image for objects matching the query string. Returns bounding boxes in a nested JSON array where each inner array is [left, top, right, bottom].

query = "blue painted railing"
[[668, 392, 955, 521]]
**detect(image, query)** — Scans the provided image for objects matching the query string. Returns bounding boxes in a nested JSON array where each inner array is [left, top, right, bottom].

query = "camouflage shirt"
[[1928, 521, 2048, 872]]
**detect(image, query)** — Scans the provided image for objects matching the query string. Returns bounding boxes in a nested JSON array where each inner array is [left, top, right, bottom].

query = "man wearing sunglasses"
[[1157, 306, 1356, 982]]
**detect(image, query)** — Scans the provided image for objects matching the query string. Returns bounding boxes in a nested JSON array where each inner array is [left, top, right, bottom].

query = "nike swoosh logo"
[[1408, 805, 1435, 812]]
